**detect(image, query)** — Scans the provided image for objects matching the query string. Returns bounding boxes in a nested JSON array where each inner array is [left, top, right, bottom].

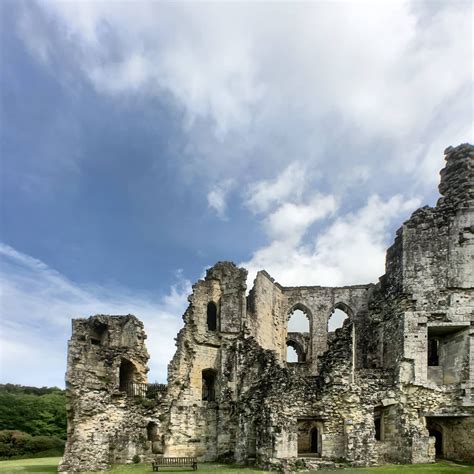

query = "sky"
[[0, 0, 472, 387]]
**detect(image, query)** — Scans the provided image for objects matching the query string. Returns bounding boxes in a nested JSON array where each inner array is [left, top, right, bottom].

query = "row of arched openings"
[[286, 305, 350, 362]]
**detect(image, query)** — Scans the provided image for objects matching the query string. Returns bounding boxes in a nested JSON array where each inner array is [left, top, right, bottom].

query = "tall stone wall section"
[[59, 315, 164, 473], [60, 143, 474, 472]]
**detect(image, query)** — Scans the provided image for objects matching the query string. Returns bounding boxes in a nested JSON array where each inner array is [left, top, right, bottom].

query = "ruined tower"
[[59, 315, 150, 472], [60, 144, 473, 472]]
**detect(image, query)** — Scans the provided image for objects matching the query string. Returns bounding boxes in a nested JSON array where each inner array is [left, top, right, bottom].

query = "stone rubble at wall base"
[[59, 144, 474, 473]]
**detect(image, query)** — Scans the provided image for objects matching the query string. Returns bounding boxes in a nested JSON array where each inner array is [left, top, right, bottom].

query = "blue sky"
[[0, 0, 472, 387]]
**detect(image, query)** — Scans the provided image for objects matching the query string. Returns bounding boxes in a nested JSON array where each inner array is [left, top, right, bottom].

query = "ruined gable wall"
[[164, 262, 247, 461], [246, 271, 285, 355]]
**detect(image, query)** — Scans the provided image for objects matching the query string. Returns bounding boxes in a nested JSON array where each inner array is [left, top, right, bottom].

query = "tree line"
[[0, 384, 66, 458]]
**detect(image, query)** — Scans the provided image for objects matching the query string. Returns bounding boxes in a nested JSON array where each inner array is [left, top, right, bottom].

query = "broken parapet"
[[439, 143, 474, 209]]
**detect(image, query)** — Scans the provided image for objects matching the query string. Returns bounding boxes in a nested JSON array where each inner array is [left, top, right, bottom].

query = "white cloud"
[[245, 163, 308, 214], [16, 0, 472, 189], [264, 194, 338, 243], [207, 179, 234, 220], [0, 243, 190, 386], [241, 194, 421, 287]]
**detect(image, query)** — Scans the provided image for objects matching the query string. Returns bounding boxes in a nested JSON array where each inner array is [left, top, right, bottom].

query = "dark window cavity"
[[207, 302, 218, 331], [202, 369, 217, 401]]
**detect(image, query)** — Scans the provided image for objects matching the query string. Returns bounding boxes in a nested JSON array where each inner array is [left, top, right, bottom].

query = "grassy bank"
[[0, 458, 473, 473]]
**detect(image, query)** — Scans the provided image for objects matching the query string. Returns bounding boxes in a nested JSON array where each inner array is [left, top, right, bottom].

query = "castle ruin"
[[59, 144, 474, 472]]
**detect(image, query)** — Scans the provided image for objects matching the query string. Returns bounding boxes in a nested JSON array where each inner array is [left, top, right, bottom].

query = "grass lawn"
[[0, 457, 59, 473], [0, 458, 473, 474], [318, 461, 474, 473]]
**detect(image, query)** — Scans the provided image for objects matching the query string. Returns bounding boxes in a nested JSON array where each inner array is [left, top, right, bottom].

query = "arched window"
[[202, 369, 217, 401], [287, 306, 310, 362], [207, 302, 218, 331], [288, 309, 309, 332], [287, 344, 298, 362], [119, 359, 136, 392], [328, 307, 349, 332], [287, 340, 306, 362]]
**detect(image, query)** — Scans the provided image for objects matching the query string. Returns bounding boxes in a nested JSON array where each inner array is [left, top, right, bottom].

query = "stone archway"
[[427, 418, 445, 459], [297, 419, 322, 456]]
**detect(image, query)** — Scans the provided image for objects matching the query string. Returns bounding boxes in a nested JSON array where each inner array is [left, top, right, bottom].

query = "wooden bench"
[[152, 456, 198, 471]]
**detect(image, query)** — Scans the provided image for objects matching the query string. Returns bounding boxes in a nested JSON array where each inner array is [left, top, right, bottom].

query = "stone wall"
[[60, 143, 474, 472]]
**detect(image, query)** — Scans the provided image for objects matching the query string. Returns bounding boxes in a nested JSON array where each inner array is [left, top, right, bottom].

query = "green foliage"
[[132, 454, 140, 464], [0, 384, 66, 439], [293, 458, 305, 469], [134, 397, 155, 409], [0, 430, 64, 459]]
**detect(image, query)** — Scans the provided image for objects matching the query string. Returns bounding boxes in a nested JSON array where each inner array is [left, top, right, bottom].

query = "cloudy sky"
[[1, 0, 472, 387]]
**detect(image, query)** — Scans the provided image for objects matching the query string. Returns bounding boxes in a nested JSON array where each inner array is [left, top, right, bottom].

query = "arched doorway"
[[119, 359, 136, 392], [429, 428, 443, 457], [297, 420, 322, 456]]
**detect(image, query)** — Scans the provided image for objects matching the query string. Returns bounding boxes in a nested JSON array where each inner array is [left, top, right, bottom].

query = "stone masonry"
[[59, 144, 474, 472]]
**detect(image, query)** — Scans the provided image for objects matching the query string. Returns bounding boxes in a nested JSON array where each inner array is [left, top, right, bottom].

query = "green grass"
[[318, 460, 474, 473], [0, 457, 59, 473], [0, 458, 472, 474]]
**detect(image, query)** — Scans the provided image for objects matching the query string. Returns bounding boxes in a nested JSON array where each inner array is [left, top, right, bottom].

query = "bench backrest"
[[154, 457, 197, 465]]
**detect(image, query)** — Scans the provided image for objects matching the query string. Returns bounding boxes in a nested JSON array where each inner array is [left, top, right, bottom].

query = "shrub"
[[132, 454, 141, 464], [26, 435, 64, 453], [0, 430, 64, 459]]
